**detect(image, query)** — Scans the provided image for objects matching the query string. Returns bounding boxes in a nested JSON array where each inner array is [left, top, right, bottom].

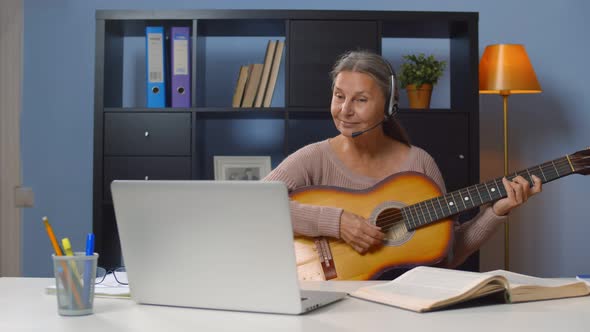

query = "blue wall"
[[22, 0, 590, 276]]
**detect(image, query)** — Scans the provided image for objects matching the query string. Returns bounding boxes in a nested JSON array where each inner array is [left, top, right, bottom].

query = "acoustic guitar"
[[292, 149, 590, 281]]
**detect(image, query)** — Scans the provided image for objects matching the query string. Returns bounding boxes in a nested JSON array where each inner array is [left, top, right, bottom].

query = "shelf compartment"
[[196, 36, 286, 108], [195, 118, 285, 179], [381, 37, 451, 110]]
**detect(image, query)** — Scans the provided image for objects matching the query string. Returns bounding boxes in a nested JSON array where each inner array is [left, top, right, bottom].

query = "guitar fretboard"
[[402, 155, 574, 230]]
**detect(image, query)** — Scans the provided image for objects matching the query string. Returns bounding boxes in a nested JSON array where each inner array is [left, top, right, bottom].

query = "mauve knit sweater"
[[263, 139, 506, 267]]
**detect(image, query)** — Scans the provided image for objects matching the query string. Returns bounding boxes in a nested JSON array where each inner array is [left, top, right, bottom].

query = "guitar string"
[[366, 159, 574, 232], [310, 157, 577, 234], [375, 161, 572, 232], [375, 161, 573, 232], [373, 159, 572, 224]]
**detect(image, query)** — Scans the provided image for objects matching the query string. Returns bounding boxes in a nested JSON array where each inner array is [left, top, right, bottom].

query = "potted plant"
[[398, 53, 447, 109]]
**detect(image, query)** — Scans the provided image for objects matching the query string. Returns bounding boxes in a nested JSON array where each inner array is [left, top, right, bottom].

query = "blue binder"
[[145, 26, 166, 108]]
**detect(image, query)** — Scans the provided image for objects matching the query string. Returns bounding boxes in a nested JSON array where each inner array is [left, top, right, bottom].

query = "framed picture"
[[214, 156, 272, 181]]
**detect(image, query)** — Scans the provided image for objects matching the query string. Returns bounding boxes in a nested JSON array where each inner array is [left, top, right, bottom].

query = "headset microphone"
[[351, 120, 385, 138]]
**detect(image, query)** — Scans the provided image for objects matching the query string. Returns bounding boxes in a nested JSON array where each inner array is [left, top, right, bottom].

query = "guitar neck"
[[403, 155, 575, 231]]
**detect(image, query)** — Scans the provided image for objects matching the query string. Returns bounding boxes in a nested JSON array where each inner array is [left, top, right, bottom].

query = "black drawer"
[[398, 112, 470, 192], [103, 156, 191, 201], [104, 113, 191, 156]]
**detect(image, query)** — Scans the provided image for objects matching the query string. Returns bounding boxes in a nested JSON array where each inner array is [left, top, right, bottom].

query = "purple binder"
[[171, 27, 191, 107]]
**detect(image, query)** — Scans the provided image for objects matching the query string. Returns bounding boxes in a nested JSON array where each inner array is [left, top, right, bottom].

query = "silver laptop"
[[111, 180, 346, 314]]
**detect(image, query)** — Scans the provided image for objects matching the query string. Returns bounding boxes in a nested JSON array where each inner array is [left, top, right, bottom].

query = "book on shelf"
[[349, 266, 590, 313], [170, 26, 191, 108], [241, 63, 264, 108], [263, 40, 284, 108], [232, 65, 251, 108], [254, 40, 277, 108]]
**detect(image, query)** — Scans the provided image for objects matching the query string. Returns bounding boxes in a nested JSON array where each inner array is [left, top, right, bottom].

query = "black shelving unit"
[[94, 10, 479, 272]]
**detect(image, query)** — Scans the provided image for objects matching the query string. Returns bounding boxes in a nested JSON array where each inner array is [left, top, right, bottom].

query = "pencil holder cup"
[[52, 252, 99, 316]]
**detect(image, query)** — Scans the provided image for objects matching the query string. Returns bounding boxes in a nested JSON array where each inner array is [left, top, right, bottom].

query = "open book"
[[349, 266, 590, 312]]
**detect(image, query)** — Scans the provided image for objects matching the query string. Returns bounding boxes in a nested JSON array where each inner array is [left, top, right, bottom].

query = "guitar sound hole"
[[376, 207, 413, 246]]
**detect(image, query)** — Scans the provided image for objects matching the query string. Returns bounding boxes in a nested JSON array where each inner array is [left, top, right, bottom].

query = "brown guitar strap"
[[314, 237, 337, 280]]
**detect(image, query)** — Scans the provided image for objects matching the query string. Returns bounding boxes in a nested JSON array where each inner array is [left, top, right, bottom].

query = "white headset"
[[385, 61, 399, 118]]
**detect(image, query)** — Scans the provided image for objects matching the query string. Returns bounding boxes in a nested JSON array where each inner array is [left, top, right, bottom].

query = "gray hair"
[[330, 50, 398, 107], [330, 50, 409, 145]]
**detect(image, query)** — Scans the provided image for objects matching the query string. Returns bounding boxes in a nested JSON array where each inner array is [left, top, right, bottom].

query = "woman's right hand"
[[340, 211, 385, 254]]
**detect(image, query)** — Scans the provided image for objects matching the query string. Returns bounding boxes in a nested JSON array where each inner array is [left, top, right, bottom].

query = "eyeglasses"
[[96, 266, 128, 285]]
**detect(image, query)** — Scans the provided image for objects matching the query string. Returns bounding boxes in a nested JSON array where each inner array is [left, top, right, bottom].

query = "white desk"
[[2, 277, 590, 331]]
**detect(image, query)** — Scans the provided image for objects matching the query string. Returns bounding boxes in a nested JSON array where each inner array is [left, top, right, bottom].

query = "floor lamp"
[[479, 44, 542, 271]]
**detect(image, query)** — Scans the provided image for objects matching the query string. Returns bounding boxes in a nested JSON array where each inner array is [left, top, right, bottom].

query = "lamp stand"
[[479, 44, 542, 271], [502, 93, 510, 271]]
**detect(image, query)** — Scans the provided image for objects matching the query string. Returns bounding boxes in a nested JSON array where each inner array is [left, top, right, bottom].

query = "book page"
[[94, 272, 130, 297], [485, 270, 585, 287], [350, 266, 506, 312], [483, 269, 589, 302]]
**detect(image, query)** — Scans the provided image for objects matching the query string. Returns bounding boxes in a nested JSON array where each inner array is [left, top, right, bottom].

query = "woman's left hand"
[[492, 175, 542, 216]]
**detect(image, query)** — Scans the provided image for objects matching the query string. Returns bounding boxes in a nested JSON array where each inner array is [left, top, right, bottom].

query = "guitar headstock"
[[570, 147, 590, 175]]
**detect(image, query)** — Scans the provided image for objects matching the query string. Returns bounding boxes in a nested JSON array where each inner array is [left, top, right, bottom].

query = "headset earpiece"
[[384, 60, 398, 118]]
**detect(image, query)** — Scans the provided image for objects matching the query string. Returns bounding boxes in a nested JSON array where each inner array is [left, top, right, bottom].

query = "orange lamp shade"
[[479, 44, 542, 95]]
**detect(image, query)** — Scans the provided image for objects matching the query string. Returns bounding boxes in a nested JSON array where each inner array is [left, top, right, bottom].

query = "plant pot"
[[405, 84, 433, 109]]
